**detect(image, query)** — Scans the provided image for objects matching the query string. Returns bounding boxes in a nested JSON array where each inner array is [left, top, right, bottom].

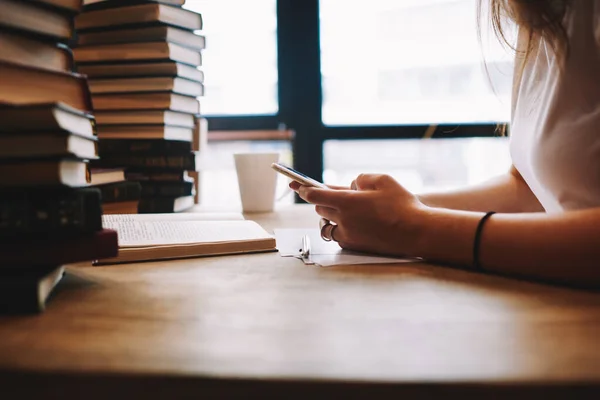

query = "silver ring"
[[319, 218, 337, 242]]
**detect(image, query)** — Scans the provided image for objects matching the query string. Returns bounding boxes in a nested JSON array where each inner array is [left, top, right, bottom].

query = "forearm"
[[413, 207, 600, 288], [418, 167, 544, 213]]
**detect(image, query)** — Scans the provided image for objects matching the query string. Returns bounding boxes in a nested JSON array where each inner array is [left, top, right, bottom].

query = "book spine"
[[125, 170, 188, 182], [0, 229, 119, 266], [138, 198, 178, 213], [0, 188, 102, 237], [31, 0, 83, 15], [98, 139, 192, 155], [98, 181, 142, 203], [140, 181, 193, 197], [98, 154, 197, 170], [82, 0, 183, 12], [188, 171, 200, 205]]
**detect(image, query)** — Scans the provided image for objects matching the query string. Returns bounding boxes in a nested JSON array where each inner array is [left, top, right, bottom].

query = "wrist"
[[406, 204, 438, 257], [410, 206, 484, 267]]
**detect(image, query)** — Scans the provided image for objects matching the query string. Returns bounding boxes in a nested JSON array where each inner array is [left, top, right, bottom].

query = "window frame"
[[206, 0, 500, 182]]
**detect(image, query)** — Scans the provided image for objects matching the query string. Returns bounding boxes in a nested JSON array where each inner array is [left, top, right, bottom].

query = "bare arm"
[[414, 206, 600, 288], [418, 166, 544, 213], [297, 174, 600, 288]]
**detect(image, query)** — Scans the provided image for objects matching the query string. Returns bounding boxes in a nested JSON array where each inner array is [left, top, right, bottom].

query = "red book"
[[0, 229, 118, 266]]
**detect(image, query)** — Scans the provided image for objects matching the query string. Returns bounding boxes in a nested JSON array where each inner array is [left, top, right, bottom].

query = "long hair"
[[478, 0, 570, 135], [479, 0, 570, 62]]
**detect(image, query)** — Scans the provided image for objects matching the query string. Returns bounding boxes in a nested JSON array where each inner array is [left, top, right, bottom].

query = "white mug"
[[234, 152, 280, 212]]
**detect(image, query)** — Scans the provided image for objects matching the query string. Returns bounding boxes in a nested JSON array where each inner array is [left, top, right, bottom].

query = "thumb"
[[354, 174, 397, 190]]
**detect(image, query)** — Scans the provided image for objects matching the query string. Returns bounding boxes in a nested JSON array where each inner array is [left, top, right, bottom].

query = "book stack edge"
[[0, 0, 119, 313], [75, 0, 206, 213]]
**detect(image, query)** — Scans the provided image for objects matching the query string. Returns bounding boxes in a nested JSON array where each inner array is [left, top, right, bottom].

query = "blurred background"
[[185, 0, 514, 208]]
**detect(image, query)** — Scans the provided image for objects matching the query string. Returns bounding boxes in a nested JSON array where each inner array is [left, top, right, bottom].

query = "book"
[[88, 76, 204, 97], [0, 0, 74, 41], [0, 103, 95, 139], [32, 0, 84, 14], [77, 25, 206, 51], [94, 110, 195, 128], [75, 3, 203, 32], [0, 265, 65, 314], [74, 42, 202, 66], [188, 170, 200, 204], [98, 152, 201, 171], [0, 188, 102, 237], [0, 229, 118, 265], [126, 170, 192, 182], [193, 117, 208, 152], [77, 61, 204, 82], [138, 195, 194, 213], [0, 62, 94, 113], [98, 213, 276, 264], [92, 92, 200, 114], [140, 181, 194, 197], [0, 30, 74, 73], [97, 181, 142, 203], [0, 132, 98, 160], [96, 124, 193, 141], [90, 168, 125, 186], [98, 139, 192, 155], [83, 0, 186, 9], [0, 159, 90, 188], [102, 200, 139, 215]]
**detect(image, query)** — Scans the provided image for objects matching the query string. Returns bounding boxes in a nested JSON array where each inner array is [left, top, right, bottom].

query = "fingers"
[[320, 221, 345, 243], [315, 205, 339, 222], [290, 181, 349, 191], [327, 184, 349, 190], [289, 181, 301, 191], [297, 186, 346, 207], [290, 174, 398, 192], [330, 225, 342, 242], [354, 174, 397, 190]]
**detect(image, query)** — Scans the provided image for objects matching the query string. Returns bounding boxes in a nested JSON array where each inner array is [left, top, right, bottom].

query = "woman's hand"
[[291, 174, 429, 257]]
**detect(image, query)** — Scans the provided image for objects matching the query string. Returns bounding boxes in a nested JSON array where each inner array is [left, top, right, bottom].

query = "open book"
[[97, 213, 276, 264]]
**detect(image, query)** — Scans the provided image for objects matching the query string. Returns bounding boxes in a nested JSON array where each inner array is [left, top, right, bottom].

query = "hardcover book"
[[0, 0, 74, 41], [0, 229, 118, 265], [0, 188, 102, 237], [75, 2, 202, 32], [98, 213, 276, 264], [0, 62, 94, 113]]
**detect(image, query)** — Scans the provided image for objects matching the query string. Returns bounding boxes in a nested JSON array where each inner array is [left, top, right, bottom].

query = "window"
[[324, 137, 511, 193], [320, 0, 514, 126], [184, 0, 279, 116], [185, 1, 513, 202]]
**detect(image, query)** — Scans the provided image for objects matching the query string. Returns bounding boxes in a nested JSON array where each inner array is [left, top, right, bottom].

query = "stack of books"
[[0, 0, 119, 313], [74, 0, 205, 213], [89, 167, 142, 214]]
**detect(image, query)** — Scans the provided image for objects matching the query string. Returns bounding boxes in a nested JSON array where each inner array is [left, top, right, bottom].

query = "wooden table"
[[1, 205, 599, 399]]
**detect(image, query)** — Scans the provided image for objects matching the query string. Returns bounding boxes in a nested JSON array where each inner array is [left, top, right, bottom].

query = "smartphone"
[[271, 162, 329, 189]]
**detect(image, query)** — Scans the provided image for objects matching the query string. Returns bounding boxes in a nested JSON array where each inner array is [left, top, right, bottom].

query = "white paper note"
[[274, 229, 417, 267]]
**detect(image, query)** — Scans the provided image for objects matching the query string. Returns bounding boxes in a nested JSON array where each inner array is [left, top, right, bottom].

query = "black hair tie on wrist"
[[473, 211, 496, 271]]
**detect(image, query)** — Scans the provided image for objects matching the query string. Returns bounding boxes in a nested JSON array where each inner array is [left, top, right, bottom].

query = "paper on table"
[[103, 220, 272, 248], [274, 228, 417, 267]]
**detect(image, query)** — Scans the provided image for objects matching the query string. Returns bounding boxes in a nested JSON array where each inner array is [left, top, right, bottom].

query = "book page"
[[103, 212, 244, 225], [102, 219, 272, 248]]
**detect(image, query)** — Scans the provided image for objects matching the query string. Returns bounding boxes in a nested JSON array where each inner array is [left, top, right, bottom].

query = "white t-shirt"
[[509, 0, 600, 213]]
